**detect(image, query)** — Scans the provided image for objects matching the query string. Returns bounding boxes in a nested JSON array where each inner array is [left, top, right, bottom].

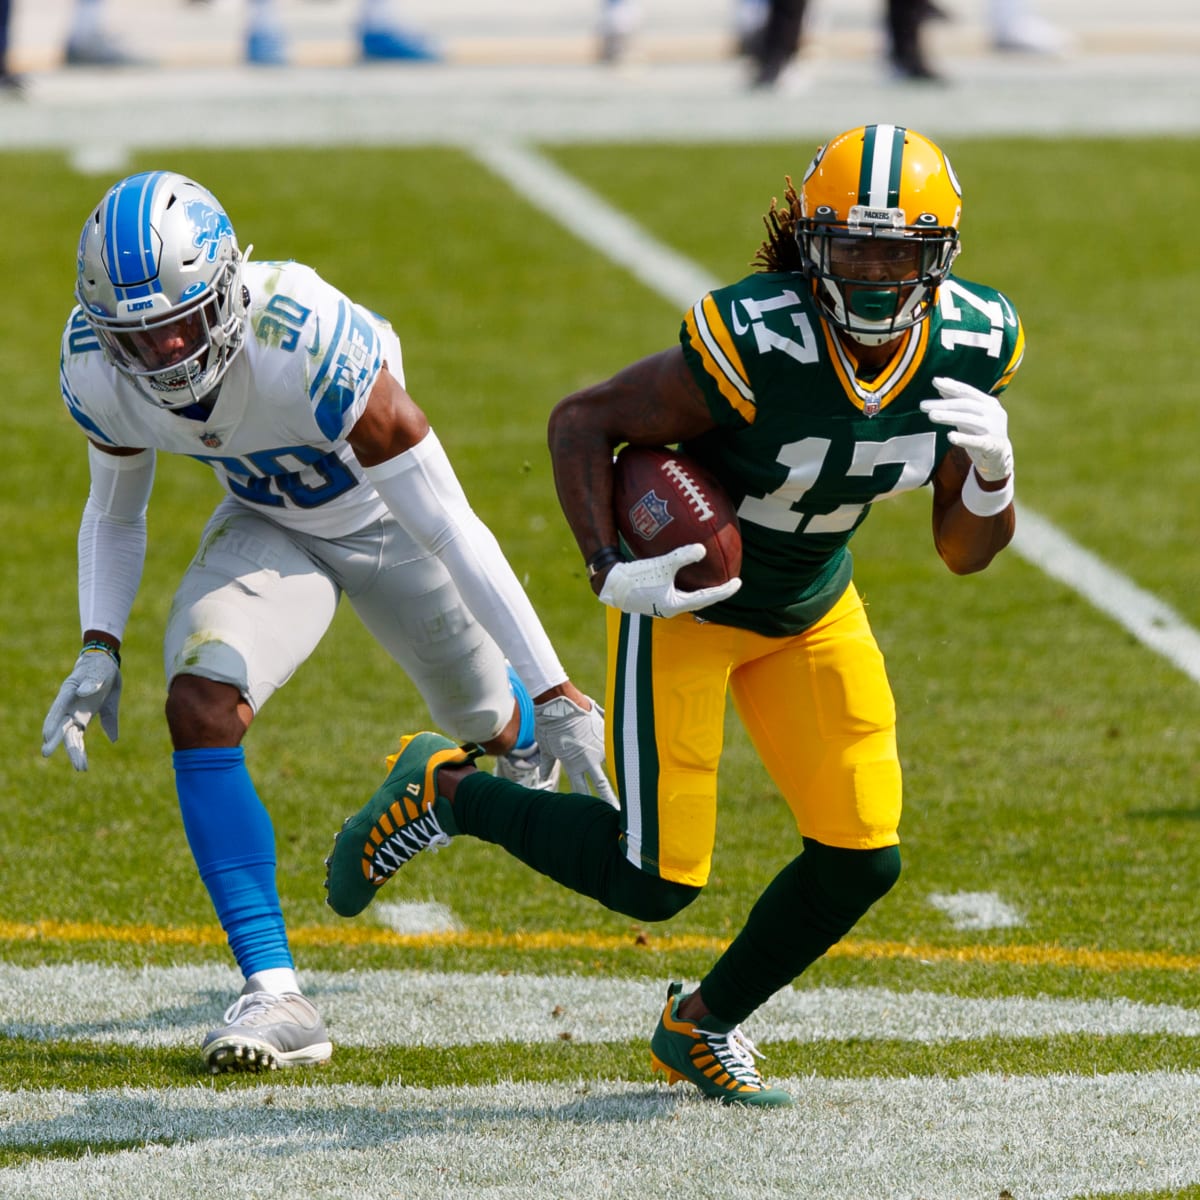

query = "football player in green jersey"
[[326, 124, 1021, 1107]]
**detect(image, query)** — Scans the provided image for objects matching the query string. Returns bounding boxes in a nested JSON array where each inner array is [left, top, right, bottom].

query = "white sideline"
[[1, 964, 1198, 1047], [0, 1073, 1197, 1200], [468, 138, 1200, 687]]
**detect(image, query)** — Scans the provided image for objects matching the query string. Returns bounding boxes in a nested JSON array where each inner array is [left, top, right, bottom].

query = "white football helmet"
[[75, 171, 248, 407]]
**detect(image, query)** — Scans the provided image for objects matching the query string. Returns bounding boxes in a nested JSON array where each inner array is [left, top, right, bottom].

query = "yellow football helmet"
[[796, 124, 962, 345]]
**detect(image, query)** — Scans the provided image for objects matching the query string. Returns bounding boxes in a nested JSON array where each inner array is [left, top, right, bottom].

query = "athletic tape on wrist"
[[961, 469, 1014, 517]]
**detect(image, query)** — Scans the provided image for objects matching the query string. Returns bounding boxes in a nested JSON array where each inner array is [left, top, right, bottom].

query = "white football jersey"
[[59, 259, 402, 538]]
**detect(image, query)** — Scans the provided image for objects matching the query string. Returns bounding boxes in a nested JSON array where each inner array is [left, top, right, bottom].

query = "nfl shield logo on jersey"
[[630, 490, 674, 540], [201, 431, 223, 448]]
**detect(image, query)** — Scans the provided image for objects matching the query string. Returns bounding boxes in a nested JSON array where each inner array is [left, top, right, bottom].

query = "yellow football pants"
[[604, 582, 901, 887]]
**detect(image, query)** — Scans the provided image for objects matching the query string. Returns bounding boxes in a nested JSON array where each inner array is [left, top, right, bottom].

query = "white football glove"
[[597, 544, 742, 618], [41, 647, 122, 772], [533, 695, 618, 808], [919, 377, 1014, 481]]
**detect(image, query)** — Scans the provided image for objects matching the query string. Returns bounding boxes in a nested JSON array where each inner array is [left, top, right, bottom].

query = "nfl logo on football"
[[630, 490, 673, 541]]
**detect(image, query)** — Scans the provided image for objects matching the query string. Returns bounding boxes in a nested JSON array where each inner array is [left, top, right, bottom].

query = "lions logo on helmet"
[[75, 171, 249, 408], [796, 124, 962, 347]]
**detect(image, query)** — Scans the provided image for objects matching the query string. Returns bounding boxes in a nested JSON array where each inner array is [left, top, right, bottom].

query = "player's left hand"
[[598, 545, 742, 618], [41, 646, 122, 771], [533, 694, 618, 808], [920, 377, 1014, 481]]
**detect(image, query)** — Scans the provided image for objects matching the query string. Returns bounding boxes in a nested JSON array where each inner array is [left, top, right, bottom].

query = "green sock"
[[452, 772, 699, 922], [699, 838, 901, 1025]]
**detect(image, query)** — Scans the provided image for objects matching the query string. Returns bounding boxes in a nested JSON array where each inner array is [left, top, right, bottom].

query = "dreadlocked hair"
[[754, 175, 806, 274]]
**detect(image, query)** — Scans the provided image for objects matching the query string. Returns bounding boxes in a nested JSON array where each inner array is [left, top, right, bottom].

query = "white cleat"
[[201, 982, 331, 1074]]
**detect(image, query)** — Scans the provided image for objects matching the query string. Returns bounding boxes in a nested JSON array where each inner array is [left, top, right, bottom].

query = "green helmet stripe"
[[857, 125, 878, 203], [858, 124, 907, 209], [886, 125, 906, 207]]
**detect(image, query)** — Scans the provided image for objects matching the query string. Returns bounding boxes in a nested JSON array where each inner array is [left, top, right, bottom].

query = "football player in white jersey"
[[43, 170, 613, 1074]]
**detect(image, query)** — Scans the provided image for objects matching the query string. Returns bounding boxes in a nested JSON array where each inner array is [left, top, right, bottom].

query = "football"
[[612, 445, 742, 591]]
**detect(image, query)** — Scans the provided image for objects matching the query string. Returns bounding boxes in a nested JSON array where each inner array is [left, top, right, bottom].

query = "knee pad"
[[804, 838, 901, 918], [609, 857, 702, 923]]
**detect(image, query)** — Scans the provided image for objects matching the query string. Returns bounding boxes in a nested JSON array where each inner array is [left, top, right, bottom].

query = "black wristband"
[[585, 546, 624, 579]]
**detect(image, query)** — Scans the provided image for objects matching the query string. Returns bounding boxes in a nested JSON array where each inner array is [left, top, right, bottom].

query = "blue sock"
[[173, 747, 294, 977], [506, 665, 536, 750]]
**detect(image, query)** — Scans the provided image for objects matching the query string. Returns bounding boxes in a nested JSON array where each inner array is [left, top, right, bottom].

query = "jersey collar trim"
[[821, 318, 930, 417]]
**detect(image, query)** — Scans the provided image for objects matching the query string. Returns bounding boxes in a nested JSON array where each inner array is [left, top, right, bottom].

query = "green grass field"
[[1, 136, 1199, 1198]]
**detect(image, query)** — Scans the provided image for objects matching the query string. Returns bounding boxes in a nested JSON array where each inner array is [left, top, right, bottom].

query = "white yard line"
[[470, 138, 1200, 687], [1, 1073, 1198, 1200], [470, 137, 718, 314], [1, 964, 1197, 1047], [1011, 506, 1200, 682]]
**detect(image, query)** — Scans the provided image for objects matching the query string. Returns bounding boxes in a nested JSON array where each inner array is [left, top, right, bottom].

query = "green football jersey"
[[678, 270, 1025, 637]]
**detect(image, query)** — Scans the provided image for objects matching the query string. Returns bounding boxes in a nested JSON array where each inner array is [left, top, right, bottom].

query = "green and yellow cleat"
[[649, 981, 794, 1107], [324, 731, 480, 918]]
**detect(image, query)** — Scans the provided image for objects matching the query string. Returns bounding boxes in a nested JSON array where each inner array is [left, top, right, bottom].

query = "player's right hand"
[[597, 544, 742, 618], [41, 647, 122, 772]]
